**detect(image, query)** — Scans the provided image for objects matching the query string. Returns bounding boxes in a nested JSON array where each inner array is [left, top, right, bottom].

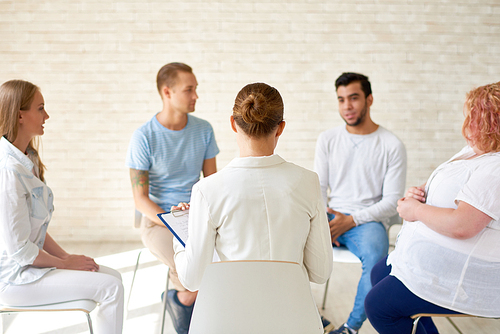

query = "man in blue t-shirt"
[[126, 63, 219, 334]]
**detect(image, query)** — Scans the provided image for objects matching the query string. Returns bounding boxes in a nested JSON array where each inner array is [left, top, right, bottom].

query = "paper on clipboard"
[[157, 210, 189, 247]]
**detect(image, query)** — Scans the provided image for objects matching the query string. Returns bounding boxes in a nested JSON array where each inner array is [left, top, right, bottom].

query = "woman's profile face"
[[19, 90, 49, 138]]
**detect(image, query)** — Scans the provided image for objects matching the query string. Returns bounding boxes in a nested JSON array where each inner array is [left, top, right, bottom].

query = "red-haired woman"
[[365, 82, 500, 334]]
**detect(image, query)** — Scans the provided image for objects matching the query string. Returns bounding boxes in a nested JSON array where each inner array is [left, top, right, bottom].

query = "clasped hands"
[[397, 185, 426, 222], [327, 208, 356, 246]]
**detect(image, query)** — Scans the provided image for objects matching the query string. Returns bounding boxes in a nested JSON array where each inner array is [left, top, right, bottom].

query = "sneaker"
[[328, 323, 358, 334], [321, 315, 331, 328], [165, 289, 194, 334]]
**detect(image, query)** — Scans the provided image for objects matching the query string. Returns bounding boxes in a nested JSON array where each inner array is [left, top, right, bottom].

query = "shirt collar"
[[0, 136, 34, 172], [226, 154, 286, 168]]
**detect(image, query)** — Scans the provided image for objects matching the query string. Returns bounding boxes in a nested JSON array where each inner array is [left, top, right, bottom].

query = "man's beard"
[[343, 103, 367, 127]]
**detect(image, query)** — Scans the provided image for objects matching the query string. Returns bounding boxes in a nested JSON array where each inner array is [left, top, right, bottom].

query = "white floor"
[[1, 234, 499, 333]]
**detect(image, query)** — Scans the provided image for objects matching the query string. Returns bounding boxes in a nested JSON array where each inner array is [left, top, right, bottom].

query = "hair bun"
[[241, 93, 268, 125]]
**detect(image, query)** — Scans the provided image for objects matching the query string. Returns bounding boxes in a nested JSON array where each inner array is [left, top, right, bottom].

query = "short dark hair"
[[156, 62, 193, 95], [335, 72, 372, 98]]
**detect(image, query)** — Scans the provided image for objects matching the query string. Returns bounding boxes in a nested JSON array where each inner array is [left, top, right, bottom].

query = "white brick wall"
[[1, 0, 499, 242]]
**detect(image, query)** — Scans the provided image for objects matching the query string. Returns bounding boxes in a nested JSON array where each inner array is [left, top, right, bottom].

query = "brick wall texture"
[[1, 0, 499, 242]]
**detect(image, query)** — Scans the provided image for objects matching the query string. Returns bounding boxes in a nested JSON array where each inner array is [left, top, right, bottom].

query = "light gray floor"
[[1, 227, 499, 333]]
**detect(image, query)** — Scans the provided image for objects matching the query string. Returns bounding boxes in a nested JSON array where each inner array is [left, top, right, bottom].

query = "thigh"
[[339, 222, 389, 264], [366, 275, 460, 334], [140, 216, 175, 268], [0, 267, 122, 306]]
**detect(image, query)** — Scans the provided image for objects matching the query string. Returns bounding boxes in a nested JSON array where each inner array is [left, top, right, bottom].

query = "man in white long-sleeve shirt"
[[314, 72, 407, 334]]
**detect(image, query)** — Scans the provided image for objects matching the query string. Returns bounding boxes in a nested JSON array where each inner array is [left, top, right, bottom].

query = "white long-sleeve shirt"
[[0, 137, 55, 285], [174, 155, 333, 291], [314, 125, 406, 225]]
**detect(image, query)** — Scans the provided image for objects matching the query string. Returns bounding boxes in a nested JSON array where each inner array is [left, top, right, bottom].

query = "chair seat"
[[332, 246, 361, 263], [0, 299, 97, 313]]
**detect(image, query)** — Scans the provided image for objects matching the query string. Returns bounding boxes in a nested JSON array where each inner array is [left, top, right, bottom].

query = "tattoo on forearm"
[[131, 170, 149, 188]]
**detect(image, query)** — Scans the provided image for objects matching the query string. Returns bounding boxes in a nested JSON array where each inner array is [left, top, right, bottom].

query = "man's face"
[[336, 82, 372, 127], [168, 71, 198, 114]]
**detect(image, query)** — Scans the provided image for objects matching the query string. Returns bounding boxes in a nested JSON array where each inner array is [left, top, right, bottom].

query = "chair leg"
[[411, 316, 421, 334], [160, 267, 170, 334], [86, 312, 94, 334], [127, 248, 144, 310], [322, 278, 330, 310], [446, 317, 464, 334]]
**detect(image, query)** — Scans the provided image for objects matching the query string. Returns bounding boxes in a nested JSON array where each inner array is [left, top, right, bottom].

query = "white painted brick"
[[1, 0, 499, 242]]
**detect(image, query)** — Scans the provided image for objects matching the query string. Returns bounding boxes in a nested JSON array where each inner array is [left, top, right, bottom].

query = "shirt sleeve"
[[352, 139, 407, 225], [313, 132, 329, 209], [0, 169, 40, 267], [204, 124, 220, 161], [126, 129, 151, 171], [456, 164, 500, 222], [302, 175, 333, 284], [173, 183, 217, 291]]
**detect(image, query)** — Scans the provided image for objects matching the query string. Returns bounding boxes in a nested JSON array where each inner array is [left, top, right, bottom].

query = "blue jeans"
[[328, 213, 388, 330], [365, 257, 460, 334]]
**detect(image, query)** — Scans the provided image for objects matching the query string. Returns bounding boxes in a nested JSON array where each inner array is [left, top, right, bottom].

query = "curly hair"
[[462, 82, 500, 153]]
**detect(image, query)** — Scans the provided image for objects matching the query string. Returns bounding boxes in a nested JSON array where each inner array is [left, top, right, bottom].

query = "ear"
[[275, 121, 286, 137], [230, 115, 237, 133], [366, 94, 374, 107], [162, 86, 172, 99], [18, 110, 25, 123]]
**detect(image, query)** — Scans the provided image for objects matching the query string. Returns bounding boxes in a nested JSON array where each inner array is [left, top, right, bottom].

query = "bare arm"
[[397, 198, 492, 239], [130, 168, 165, 226], [202, 157, 217, 177], [32, 233, 99, 271]]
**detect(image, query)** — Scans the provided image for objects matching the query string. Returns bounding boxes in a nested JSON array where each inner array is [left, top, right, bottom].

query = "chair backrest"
[[189, 260, 323, 334]]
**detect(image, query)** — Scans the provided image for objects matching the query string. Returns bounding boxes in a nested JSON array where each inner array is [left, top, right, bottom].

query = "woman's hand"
[[171, 202, 190, 211], [397, 197, 422, 222], [61, 254, 99, 272], [405, 185, 426, 203]]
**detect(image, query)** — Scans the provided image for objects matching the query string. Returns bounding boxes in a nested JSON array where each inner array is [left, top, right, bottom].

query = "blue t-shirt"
[[126, 114, 219, 211]]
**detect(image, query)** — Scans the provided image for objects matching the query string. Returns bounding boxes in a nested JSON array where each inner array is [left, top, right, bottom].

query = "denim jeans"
[[328, 213, 389, 330]]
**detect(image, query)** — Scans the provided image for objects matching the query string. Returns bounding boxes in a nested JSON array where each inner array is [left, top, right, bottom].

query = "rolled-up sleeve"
[[0, 169, 40, 267]]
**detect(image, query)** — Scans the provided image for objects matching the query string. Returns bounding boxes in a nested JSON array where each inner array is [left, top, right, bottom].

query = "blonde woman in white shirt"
[[173, 82, 333, 292], [365, 82, 500, 334], [0, 80, 124, 334]]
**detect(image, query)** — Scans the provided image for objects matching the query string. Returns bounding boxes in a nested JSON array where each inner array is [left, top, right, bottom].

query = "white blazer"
[[174, 154, 333, 291]]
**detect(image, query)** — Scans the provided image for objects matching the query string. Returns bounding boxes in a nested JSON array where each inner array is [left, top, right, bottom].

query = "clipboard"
[[157, 210, 189, 247]]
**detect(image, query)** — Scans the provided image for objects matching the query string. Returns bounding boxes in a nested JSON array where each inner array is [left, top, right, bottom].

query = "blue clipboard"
[[157, 210, 189, 247]]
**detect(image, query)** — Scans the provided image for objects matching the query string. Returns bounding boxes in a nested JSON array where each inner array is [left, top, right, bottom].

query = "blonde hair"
[[0, 80, 46, 181], [232, 83, 284, 138], [462, 82, 500, 153]]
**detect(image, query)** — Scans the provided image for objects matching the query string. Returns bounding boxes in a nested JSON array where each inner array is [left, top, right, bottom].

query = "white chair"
[[0, 299, 97, 333], [321, 214, 402, 310], [129, 209, 170, 334], [410, 313, 499, 334], [189, 260, 324, 334]]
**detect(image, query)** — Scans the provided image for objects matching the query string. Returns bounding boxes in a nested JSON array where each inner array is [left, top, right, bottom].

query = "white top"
[[388, 146, 500, 317], [0, 137, 55, 285], [174, 154, 333, 291], [314, 125, 407, 225]]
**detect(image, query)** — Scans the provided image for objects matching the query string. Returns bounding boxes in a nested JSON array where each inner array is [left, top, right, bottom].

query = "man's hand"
[[327, 208, 356, 246]]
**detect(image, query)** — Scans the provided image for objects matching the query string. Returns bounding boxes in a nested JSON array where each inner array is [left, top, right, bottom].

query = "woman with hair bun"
[[0, 80, 124, 334], [173, 82, 333, 316], [365, 82, 500, 334]]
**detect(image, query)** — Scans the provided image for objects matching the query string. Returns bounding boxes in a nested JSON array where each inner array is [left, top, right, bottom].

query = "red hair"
[[462, 82, 500, 153]]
